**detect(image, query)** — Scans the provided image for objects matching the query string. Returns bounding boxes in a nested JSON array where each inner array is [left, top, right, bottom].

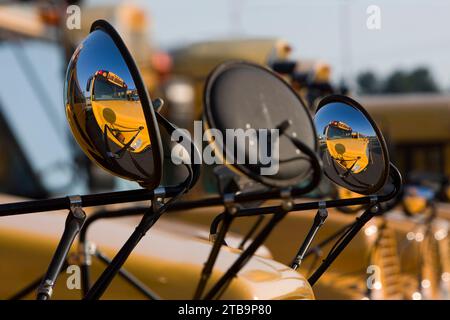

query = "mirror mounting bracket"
[[280, 188, 294, 212], [369, 195, 378, 205], [223, 193, 237, 216], [369, 195, 380, 215], [291, 201, 328, 270], [152, 187, 166, 212], [77, 240, 96, 267], [37, 195, 86, 300], [69, 195, 85, 219], [152, 98, 164, 113]]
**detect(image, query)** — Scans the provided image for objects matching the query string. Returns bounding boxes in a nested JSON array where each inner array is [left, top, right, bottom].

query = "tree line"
[[356, 67, 440, 95]]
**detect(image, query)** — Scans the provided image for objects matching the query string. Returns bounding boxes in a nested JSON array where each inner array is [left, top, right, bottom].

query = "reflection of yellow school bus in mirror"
[[324, 121, 369, 174], [86, 70, 150, 153]]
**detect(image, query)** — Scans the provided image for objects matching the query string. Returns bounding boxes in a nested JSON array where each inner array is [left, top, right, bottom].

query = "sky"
[[77, 29, 136, 91], [90, 0, 450, 90], [315, 102, 377, 138]]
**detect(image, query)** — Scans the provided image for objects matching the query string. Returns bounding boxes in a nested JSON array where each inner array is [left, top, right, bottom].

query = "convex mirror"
[[314, 95, 389, 195], [65, 20, 163, 189]]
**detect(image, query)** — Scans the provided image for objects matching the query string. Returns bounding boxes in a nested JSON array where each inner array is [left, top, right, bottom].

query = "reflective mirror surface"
[[315, 95, 389, 195], [65, 21, 162, 188]]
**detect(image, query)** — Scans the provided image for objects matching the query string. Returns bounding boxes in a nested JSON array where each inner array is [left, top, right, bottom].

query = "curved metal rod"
[[201, 150, 323, 300], [202, 164, 401, 297], [74, 166, 399, 299], [203, 207, 288, 300], [78, 206, 149, 295], [83, 163, 194, 300], [307, 164, 402, 285], [0, 186, 181, 217], [207, 164, 401, 230]]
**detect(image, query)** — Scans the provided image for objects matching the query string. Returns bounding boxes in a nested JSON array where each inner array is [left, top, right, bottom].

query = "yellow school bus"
[[86, 70, 150, 153], [324, 121, 370, 174], [359, 94, 450, 178]]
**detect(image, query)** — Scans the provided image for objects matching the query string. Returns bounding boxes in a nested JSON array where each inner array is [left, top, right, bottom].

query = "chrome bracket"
[[223, 193, 237, 215], [152, 187, 166, 212], [280, 188, 293, 211], [317, 201, 328, 225], [369, 195, 379, 214], [68, 195, 86, 220], [37, 280, 54, 299]]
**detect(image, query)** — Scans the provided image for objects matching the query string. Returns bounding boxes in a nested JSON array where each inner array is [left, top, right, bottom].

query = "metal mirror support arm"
[[36, 196, 86, 300], [78, 206, 149, 296], [155, 112, 201, 189], [0, 186, 185, 217], [193, 195, 236, 300], [203, 203, 292, 300], [202, 164, 401, 297], [208, 164, 401, 235], [84, 125, 199, 301], [0, 131, 309, 218], [9, 206, 158, 300], [201, 153, 323, 300], [291, 201, 328, 270], [83, 189, 166, 300], [307, 164, 402, 286], [307, 203, 378, 286]]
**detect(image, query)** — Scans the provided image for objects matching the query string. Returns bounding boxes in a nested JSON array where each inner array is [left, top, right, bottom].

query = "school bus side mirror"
[[314, 95, 390, 195], [64, 20, 163, 190]]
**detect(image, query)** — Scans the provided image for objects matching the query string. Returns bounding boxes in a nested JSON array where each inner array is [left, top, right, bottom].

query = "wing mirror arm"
[[307, 163, 402, 286], [291, 201, 328, 270], [203, 163, 401, 291], [155, 110, 201, 190], [36, 196, 86, 300], [83, 118, 202, 300], [307, 201, 379, 286], [84, 128, 201, 301]]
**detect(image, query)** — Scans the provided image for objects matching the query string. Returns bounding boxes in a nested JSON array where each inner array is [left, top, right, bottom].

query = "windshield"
[[93, 77, 127, 101], [327, 125, 352, 139]]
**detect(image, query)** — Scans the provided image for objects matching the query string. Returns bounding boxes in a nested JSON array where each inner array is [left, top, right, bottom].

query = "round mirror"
[[65, 20, 163, 189], [314, 95, 389, 195], [203, 61, 317, 188]]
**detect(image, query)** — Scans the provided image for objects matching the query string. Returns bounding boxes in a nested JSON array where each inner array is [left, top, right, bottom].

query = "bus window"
[[327, 125, 352, 139], [0, 110, 47, 198]]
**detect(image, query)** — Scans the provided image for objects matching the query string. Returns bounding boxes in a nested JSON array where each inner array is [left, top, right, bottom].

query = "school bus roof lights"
[[331, 120, 352, 131]]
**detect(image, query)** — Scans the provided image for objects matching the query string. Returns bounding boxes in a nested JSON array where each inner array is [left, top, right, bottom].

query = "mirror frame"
[[88, 20, 164, 190], [316, 94, 390, 195]]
